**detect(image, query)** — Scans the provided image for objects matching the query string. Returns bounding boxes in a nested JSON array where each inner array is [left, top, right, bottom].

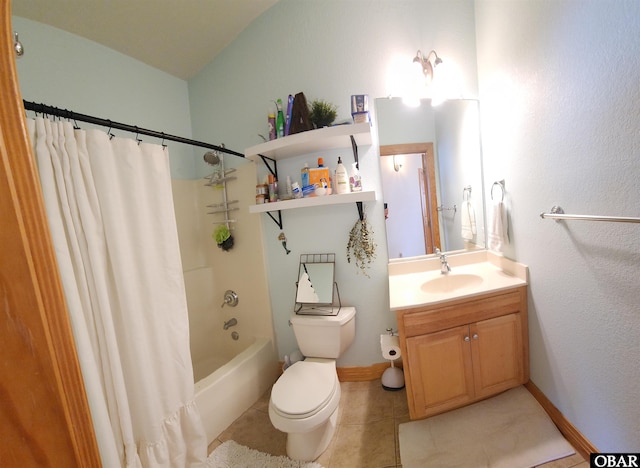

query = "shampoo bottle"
[[334, 157, 350, 194]]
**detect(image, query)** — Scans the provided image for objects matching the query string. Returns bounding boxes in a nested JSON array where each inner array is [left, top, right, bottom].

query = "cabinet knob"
[[464, 336, 470, 342], [472, 333, 479, 340]]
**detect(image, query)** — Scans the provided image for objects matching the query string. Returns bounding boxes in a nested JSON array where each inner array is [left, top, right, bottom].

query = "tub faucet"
[[435, 248, 451, 274], [223, 318, 238, 330]]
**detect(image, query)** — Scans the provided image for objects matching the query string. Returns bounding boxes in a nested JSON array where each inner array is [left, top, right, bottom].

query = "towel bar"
[[540, 206, 640, 224]]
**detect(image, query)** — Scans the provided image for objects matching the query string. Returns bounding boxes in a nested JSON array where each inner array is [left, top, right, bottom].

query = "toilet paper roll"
[[380, 334, 401, 361]]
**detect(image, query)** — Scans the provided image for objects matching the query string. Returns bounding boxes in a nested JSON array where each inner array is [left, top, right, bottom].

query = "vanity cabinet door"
[[471, 312, 525, 399], [406, 324, 475, 418]]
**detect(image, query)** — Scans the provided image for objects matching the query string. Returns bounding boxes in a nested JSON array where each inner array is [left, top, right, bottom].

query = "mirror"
[[295, 253, 338, 315], [376, 98, 486, 259]]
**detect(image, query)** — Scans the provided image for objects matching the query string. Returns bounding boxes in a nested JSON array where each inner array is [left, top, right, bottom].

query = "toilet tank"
[[290, 307, 356, 359]]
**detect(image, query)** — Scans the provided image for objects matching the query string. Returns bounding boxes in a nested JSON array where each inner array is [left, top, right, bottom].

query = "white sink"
[[421, 273, 483, 294], [388, 251, 529, 310]]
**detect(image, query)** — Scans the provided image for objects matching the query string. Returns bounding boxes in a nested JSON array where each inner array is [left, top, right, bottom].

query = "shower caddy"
[[204, 149, 238, 231]]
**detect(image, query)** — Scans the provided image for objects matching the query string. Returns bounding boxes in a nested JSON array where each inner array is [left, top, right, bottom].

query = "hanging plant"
[[346, 211, 376, 277], [213, 225, 234, 251]]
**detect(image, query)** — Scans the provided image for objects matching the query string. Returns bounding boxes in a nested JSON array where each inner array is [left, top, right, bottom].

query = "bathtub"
[[194, 336, 279, 443]]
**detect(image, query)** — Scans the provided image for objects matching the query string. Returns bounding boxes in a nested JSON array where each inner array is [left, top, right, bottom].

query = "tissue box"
[[352, 111, 370, 124], [351, 94, 369, 114]]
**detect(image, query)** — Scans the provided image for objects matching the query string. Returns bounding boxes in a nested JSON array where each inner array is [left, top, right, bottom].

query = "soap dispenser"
[[350, 162, 362, 192]]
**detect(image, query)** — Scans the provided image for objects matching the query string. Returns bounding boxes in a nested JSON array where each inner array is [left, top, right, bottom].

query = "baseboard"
[[337, 361, 401, 382], [525, 380, 598, 459], [278, 360, 401, 382]]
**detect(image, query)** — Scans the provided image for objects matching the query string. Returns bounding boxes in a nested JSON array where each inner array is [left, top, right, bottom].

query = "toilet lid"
[[271, 360, 337, 418]]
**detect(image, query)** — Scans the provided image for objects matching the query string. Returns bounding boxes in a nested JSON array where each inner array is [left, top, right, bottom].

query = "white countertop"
[[388, 250, 528, 310]]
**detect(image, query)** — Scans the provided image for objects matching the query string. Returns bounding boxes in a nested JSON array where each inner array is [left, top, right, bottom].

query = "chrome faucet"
[[223, 318, 238, 330], [435, 248, 451, 274]]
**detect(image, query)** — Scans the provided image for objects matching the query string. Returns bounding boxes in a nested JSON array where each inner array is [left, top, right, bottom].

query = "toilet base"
[[286, 405, 339, 461]]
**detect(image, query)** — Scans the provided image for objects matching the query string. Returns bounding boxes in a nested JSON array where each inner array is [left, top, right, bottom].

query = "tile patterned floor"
[[208, 379, 587, 468]]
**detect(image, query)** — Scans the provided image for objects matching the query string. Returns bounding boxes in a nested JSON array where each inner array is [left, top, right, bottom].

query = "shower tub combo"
[[194, 336, 277, 442], [185, 266, 279, 443]]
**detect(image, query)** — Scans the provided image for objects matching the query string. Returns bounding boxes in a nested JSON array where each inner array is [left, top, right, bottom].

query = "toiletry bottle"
[[301, 163, 310, 188], [285, 95, 294, 136], [292, 181, 303, 199], [268, 111, 276, 140], [276, 99, 285, 138], [350, 162, 362, 192], [268, 174, 278, 202], [285, 176, 293, 200], [335, 156, 350, 194], [317, 157, 324, 167]]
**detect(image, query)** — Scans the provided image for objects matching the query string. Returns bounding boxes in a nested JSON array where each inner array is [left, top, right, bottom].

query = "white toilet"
[[269, 306, 356, 461]]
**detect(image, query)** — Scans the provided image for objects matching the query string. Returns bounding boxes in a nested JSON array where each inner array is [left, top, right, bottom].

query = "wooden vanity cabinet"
[[396, 286, 529, 420]]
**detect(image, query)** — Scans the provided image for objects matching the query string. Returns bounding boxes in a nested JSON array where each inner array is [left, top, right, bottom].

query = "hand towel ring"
[[491, 181, 505, 202]]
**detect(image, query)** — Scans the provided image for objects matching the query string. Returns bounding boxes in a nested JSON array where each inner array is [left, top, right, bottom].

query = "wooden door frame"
[[0, 2, 101, 465], [379, 142, 441, 254]]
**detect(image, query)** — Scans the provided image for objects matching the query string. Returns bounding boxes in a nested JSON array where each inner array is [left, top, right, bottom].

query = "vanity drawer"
[[399, 287, 526, 338]]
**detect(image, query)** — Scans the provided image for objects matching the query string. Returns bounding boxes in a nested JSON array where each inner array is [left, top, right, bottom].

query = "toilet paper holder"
[[380, 331, 401, 361], [380, 328, 405, 390]]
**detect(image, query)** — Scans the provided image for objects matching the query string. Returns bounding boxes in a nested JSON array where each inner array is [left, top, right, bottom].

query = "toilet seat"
[[270, 360, 338, 419]]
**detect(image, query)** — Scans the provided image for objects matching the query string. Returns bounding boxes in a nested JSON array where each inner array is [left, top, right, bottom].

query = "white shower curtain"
[[27, 118, 207, 467]]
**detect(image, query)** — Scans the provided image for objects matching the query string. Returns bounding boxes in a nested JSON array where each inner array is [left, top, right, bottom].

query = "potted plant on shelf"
[[213, 225, 234, 251], [309, 99, 338, 129]]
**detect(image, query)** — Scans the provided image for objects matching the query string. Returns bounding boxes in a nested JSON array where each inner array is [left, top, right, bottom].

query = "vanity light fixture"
[[393, 155, 403, 172], [412, 49, 442, 84], [14, 32, 24, 57], [403, 49, 444, 107]]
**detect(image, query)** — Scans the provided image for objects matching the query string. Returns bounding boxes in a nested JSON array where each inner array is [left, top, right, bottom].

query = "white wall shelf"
[[245, 122, 372, 161], [249, 190, 376, 214], [246, 122, 373, 229]]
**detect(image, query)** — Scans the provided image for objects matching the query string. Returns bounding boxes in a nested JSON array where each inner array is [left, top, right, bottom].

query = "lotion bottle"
[[334, 157, 350, 194]]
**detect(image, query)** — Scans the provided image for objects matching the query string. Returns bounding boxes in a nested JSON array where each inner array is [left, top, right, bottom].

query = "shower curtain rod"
[[23, 100, 245, 158]]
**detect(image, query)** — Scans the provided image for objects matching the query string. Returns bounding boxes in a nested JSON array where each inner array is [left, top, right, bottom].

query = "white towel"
[[461, 200, 477, 240], [488, 200, 508, 252]]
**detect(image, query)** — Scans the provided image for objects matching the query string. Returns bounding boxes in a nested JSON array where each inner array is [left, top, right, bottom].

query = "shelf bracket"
[[351, 135, 364, 220], [256, 153, 284, 228], [259, 154, 278, 180], [356, 201, 364, 221], [350, 135, 359, 170], [266, 210, 283, 230]]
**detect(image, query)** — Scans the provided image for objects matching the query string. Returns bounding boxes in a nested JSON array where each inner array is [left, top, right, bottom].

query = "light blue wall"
[[188, 0, 479, 365], [12, 17, 197, 179], [475, 0, 640, 451]]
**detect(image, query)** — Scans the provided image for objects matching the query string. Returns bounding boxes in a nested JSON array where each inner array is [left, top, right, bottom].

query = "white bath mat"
[[399, 386, 575, 468], [207, 440, 325, 468]]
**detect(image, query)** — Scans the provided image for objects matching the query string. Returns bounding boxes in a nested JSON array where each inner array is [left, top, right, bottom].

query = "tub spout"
[[223, 318, 238, 330]]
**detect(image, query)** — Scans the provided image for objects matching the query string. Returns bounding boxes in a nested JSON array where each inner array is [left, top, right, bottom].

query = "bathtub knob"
[[221, 290, 239, 308]]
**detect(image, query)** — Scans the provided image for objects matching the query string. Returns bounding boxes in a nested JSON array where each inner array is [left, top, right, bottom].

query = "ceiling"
[[12, 0, 280, 80]]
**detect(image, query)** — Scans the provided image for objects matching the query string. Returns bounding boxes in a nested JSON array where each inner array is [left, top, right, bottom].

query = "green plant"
[[309, 99, 338, 128], [346, 211, 376, 277], [213, 225, 234, 251]]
